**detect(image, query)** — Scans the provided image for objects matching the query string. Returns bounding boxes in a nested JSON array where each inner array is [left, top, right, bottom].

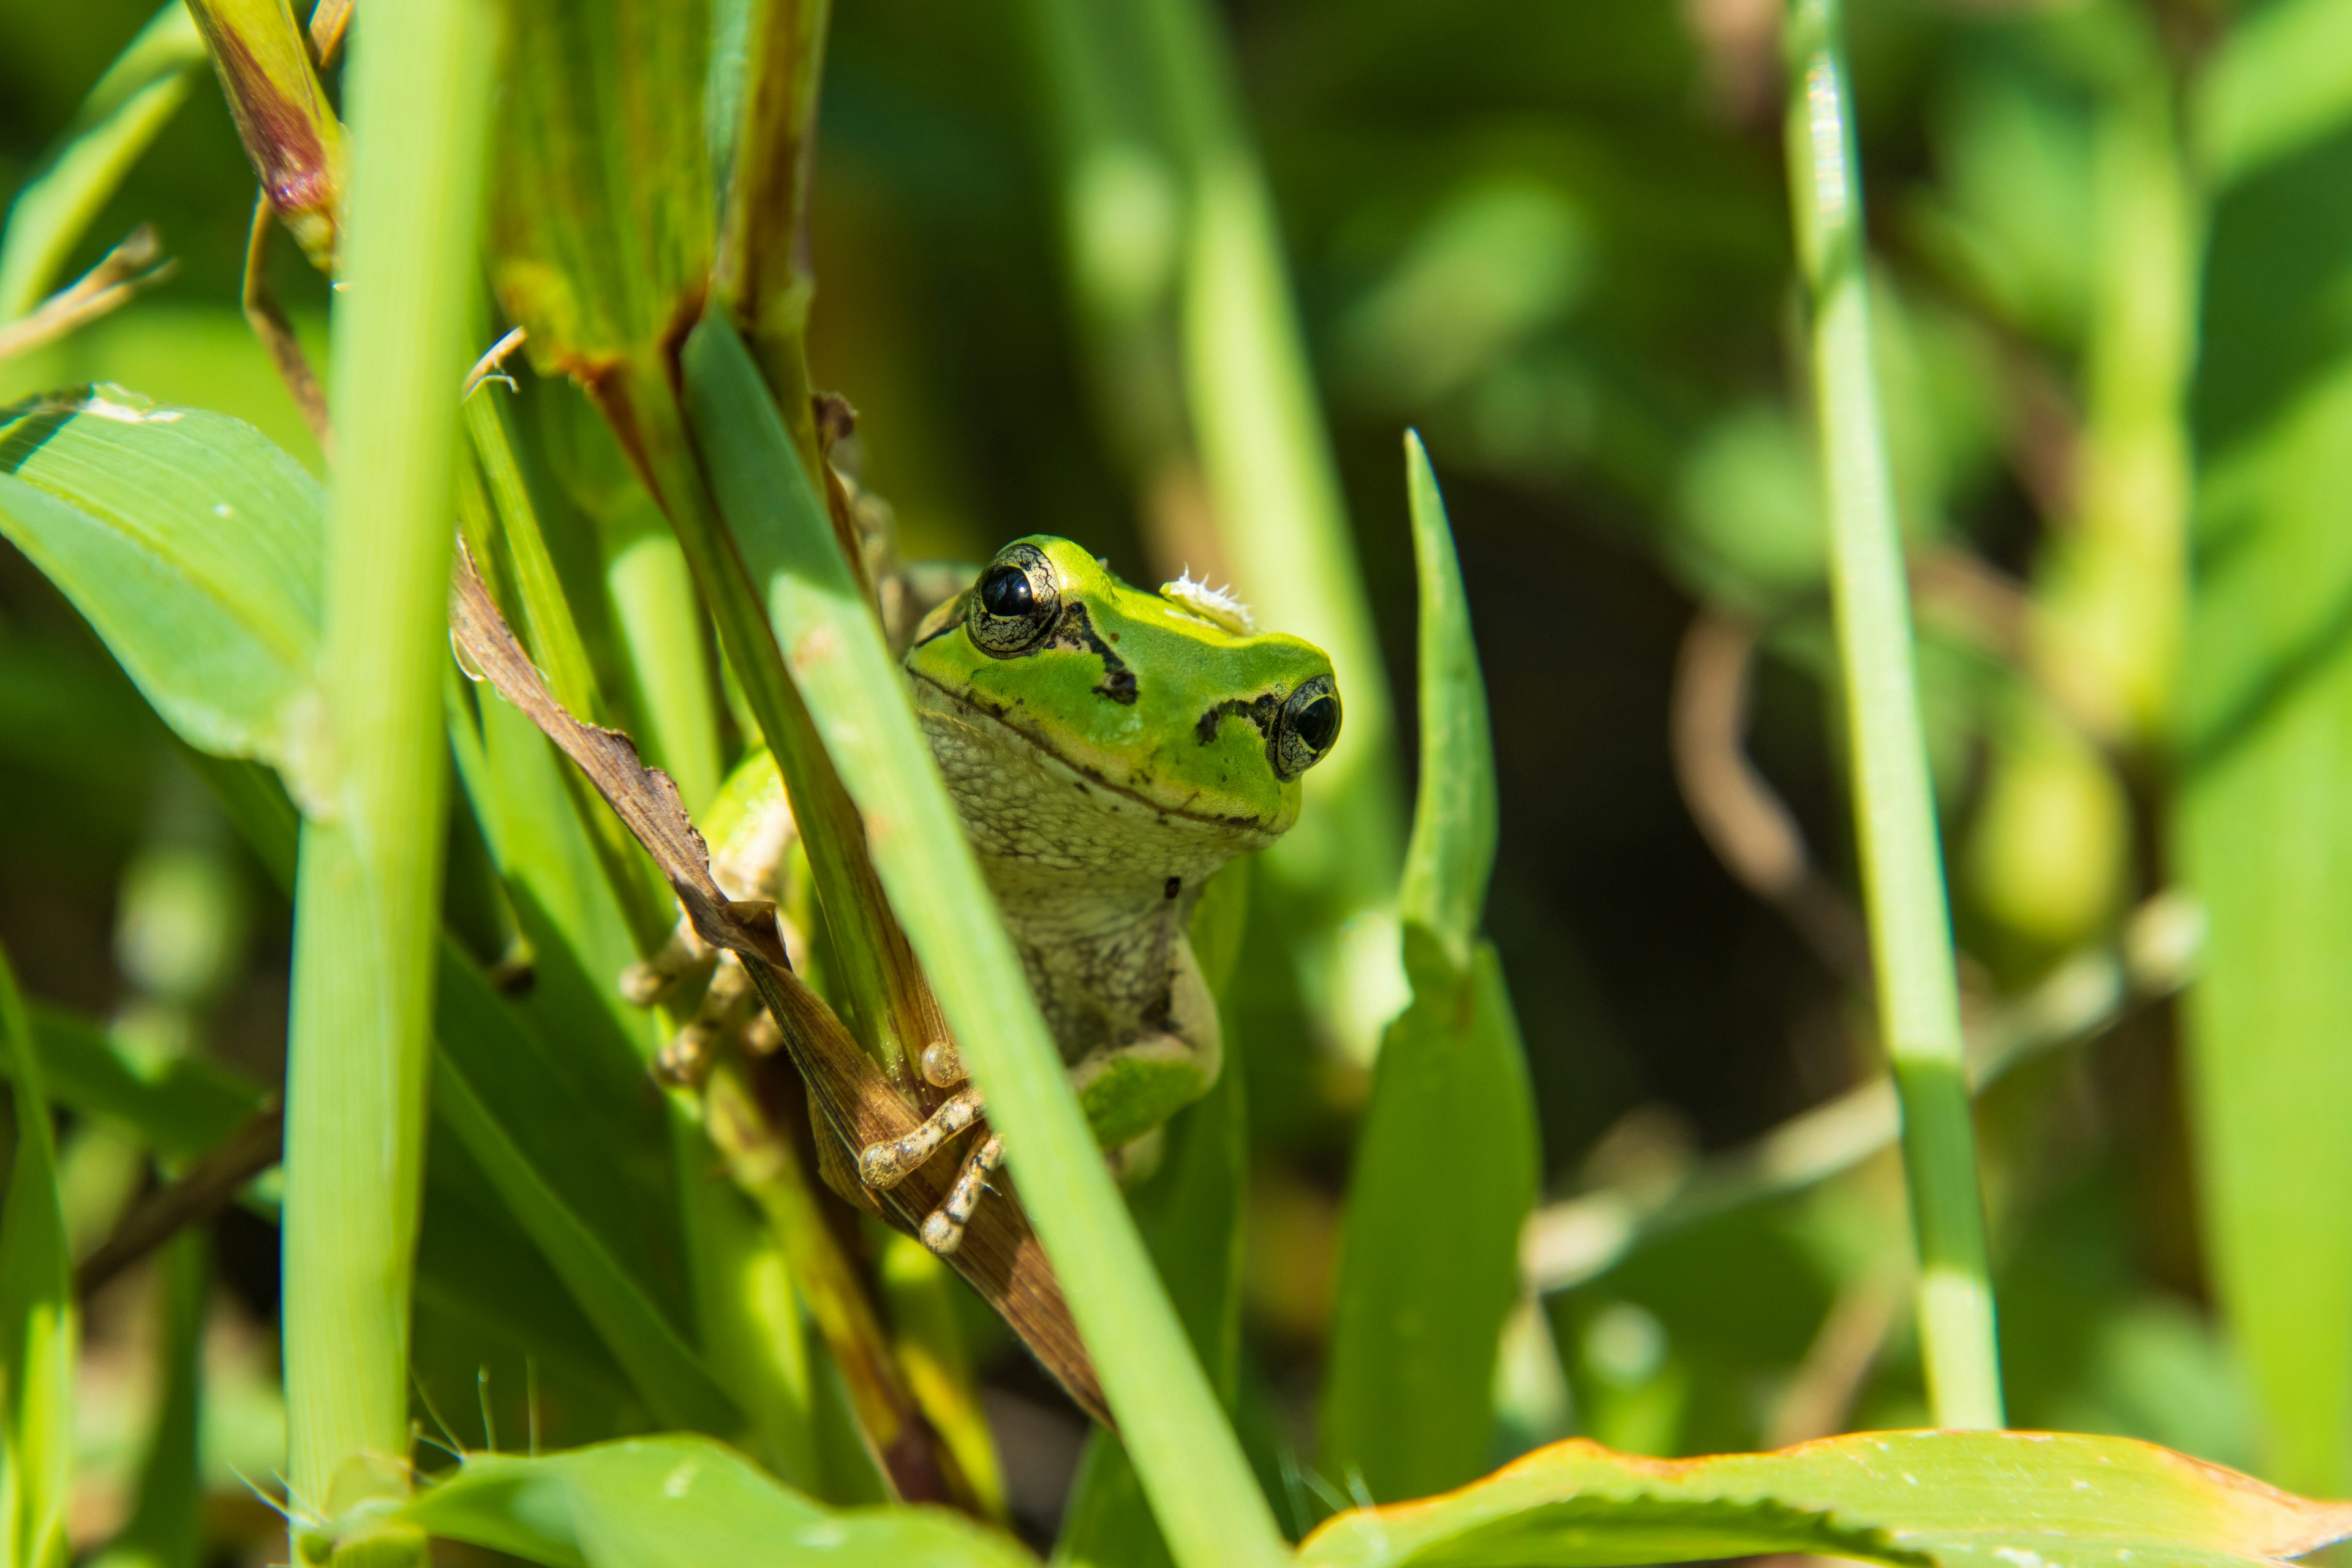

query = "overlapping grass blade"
[[0, 2, 206, 321], [90, 1233, 205, 1568], [0, 944, 73, 1568], [681, 310, 1288, 1568], [1779, 0, 2002, 1429], [277, 0, 494, 1527], [22, 1004, 266, 1160], [2177, 0, 2352, 1495], [1321, 435, 1536, 1504]]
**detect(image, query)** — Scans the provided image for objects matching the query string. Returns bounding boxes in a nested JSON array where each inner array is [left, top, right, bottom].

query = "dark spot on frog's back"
[[1049, 602, 1138, 704]]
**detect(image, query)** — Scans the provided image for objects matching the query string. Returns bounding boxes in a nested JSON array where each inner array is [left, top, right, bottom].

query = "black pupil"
[[980, 565, 1036, 617], [1294, 695, 1339, 752]]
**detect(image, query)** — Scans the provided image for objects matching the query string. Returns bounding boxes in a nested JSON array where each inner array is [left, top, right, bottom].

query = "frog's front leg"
[[857, 943, 1223, 1254]]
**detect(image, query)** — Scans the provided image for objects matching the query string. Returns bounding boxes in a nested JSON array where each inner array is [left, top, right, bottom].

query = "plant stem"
[[684, 315, 1290, 1568], [1779, 0, 2003, 1430], [279, 0, 495, 1536]]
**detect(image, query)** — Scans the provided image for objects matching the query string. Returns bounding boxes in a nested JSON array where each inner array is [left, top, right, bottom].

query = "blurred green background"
[[12, 0, 2351, 1551]]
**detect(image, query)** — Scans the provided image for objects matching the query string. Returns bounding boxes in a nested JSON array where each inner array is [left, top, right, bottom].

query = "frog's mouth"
[[908, 669, 1287, 841]]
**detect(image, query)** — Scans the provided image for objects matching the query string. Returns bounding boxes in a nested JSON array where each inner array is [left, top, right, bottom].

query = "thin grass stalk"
[[279, 0, 496, 1540], [1779, 0, 2003, 1429], [1141, 0, 1403, 906], [682, 315, 1289, 1568]]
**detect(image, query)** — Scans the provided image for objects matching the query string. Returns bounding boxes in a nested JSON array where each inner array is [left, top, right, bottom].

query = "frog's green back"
[[903, 536, 1341, 835]]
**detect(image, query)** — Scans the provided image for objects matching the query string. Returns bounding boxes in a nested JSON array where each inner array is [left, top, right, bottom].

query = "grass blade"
[[91, 1233, 205, 1568], [0, 390, 324, 786], [280, 0, 494, 1531], [394, 1434, 1036, 1567], [1779, 0, 2002, 1428], [1142, 0, 1404, 913], [0, 2, 206, 322], [22, 1004, 267, 1161], [1298, 1430, 2352, 1568], [682, 311, 1288, 1568], [1321, 437, 1537, 1503], [0, 946, 72, 1568], [431, 1035, 737, 1434], [2177, 12, 2352, 1492]]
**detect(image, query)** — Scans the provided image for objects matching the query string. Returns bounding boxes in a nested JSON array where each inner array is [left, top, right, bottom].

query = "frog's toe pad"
[[921, 1210, 965, 1255]]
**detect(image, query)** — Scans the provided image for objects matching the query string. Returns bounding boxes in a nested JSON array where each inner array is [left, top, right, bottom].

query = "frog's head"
[[905, 536, 1341, 841]]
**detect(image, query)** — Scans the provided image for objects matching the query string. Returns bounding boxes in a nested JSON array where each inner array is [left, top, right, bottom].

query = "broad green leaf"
[[0, 2, 206, 322], [2195, 0, 2352, 190], [1296, 1430, 2352, 1568], [1320, 440, 1537, 1505], [2179, 45, 2352, 1497], [23, 1003, 268, 1161], [393, 1435, 1036, 1567], [0, 389, 323, 791], [0, 946, 74, 1568]]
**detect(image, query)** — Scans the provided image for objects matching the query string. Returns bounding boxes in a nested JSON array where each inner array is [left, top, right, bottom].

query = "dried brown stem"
[[0, 227, 175, 362], [1670, 608, 1870, 981], [76, 1102, 284, 1300], [307, 0, 352, 67], [239, 195, 332, 458], [445, 550, 1110, 1425]]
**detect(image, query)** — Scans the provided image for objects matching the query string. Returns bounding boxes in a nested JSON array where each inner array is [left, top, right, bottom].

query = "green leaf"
[[1320, 440, 1536, 1506], [0, 388, 323, 790], [393, 1435, 1037, 1567], [91, 1232, 206, 1568], [0, 945, 74, 1568], [24, 1002, 269, 1161], [2195, 0, 2352, 191], [1056, 1047, 1250, 1568], [0, 2, 206, 322], [1322, 945, 1535, 1505], [432, 954, 738, 1436], [1395, 431, 1496, 968], [184, 0, 345, 266], [2178, 67, 2352, 1494], [486, 0, 713, 385], [1296, 1430, 2352, 1568]]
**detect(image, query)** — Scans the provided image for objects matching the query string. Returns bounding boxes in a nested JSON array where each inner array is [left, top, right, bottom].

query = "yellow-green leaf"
[[1298, 1431, 2352, 1568]]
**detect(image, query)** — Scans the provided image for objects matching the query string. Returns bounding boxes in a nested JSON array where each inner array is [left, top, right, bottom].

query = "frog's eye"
[[968, 545, 1060, 656], [1273, 676, 1342, 778]]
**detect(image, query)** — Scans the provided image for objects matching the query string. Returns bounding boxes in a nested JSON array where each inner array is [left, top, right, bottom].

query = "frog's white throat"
[[910, 677, 1278, 885]]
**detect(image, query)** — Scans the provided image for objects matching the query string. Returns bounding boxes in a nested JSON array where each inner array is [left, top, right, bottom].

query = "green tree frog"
[[859, 536, 1342, 1251]]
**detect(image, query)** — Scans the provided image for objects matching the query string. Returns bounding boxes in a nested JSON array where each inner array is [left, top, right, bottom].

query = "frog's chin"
[[909, 674, 1292, 853]]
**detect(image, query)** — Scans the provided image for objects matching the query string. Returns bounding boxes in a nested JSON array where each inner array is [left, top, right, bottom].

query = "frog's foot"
[[620, 918, 715, 1009], [652, 950, 756, 1088], [920, 1038, 967, 1089], [919, 1133, 1005, 1255], [858, 1085, 985, 1189]]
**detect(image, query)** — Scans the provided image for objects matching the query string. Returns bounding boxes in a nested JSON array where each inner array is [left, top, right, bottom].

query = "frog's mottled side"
[[905, 537, 1336, 842], [883, 537, 1339, 1226]]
